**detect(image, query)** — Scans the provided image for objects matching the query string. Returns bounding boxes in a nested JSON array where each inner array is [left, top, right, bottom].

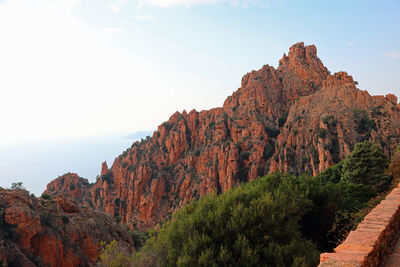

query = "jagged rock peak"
[[279, 42, 316, 64], [101, 161, 109, 176], [278, 42, 329, 78]]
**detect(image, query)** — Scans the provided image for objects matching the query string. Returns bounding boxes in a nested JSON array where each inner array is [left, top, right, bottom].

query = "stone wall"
[[319, 185, 400, 266]]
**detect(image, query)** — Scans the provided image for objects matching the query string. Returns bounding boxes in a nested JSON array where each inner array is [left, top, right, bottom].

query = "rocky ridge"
[[46, 42, 400, 231]]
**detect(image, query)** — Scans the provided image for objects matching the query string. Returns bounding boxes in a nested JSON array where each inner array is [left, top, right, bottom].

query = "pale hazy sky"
[[1, 0, 399, 145]]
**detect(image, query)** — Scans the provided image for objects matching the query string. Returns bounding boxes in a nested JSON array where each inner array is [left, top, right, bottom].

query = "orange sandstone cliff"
[[45, 42, 400, 231], [0, 187, 133, 267]]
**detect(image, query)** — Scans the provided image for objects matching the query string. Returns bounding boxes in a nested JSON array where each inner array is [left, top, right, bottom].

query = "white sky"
[[0, 0, 233, 145], [0, 0, 399, 146]]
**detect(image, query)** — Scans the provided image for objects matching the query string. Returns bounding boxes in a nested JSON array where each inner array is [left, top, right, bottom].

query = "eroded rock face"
[[44, 173, 90, 200], [0, 188, 133, 267], [273, 71, 400, 176], [101, 161, 109, 177], [47, 42, 400, 231]]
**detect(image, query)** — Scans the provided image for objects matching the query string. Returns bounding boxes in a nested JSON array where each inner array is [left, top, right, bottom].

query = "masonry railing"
[[319, 184, 400, 267]]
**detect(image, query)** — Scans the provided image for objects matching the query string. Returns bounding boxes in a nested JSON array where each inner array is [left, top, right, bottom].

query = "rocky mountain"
[[46, 42, 400, 231], [0, 187, 133, 267]]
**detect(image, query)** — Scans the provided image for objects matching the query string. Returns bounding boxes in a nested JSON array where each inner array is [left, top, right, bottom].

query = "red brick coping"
[[319, 185, 400, 267]]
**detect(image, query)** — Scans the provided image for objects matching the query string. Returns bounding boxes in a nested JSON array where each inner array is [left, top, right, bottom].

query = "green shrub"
[[115, 198, 121, 207], [102, 172, 114, 184], [322, 115, 333, 124], [132, 167, 380, 264], [315, 127, 327, 138], [99, 240, 128, 267], [328, 136, 340, 164], [322, 115, 337, 127], [162, 122, 173, 130], [300, 173, 374, 251], [311, 146, 320, 165], [265, 126, 280, 138], [193, 148, 201, 157], [41, 193, 51, 200], [341, 141, 391, 192], [69, 183, 75, 190], [317, 162, 343, 184], [301, 141, 391, 249], [294, 115, 303, 122], [129, 229, 147, 250], [138, 172, 320, 266], [263, 142, 275, 159], [11, 182, 25, 190], [239, 151, 251, 161], [371, 105, 384, 117], [352, 109, 377, 136]]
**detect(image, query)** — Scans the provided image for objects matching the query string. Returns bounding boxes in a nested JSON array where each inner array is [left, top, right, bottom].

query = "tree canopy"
[[342, 141, 390, 192]]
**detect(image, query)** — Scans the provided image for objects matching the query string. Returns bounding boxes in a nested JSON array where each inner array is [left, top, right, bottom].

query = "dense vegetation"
[[99, 141, 394, 267], [352, 109, 377, 140]]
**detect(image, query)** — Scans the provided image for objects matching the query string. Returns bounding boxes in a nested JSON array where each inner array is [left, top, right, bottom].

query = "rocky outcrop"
[[101, 161, 109, 177], [0, 188, 133, 267], [44, 173, 91, 200], [47, 42, 400, 231], [273, 71, 400, 176]]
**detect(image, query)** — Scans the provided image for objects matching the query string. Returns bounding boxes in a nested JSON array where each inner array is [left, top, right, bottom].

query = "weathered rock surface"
[[44, 173, 91, 200], [47, 42, 400, 231], [0, 188, 133, 267]]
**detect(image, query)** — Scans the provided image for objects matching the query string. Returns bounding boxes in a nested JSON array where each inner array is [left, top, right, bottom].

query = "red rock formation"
[[386, 93, 398, 105], [47, 42, 400, 232], [101, 161, 109, 177], [0, 188, 133, 267], [44, 173, 90, 200], [274, 70, 400, 176]]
